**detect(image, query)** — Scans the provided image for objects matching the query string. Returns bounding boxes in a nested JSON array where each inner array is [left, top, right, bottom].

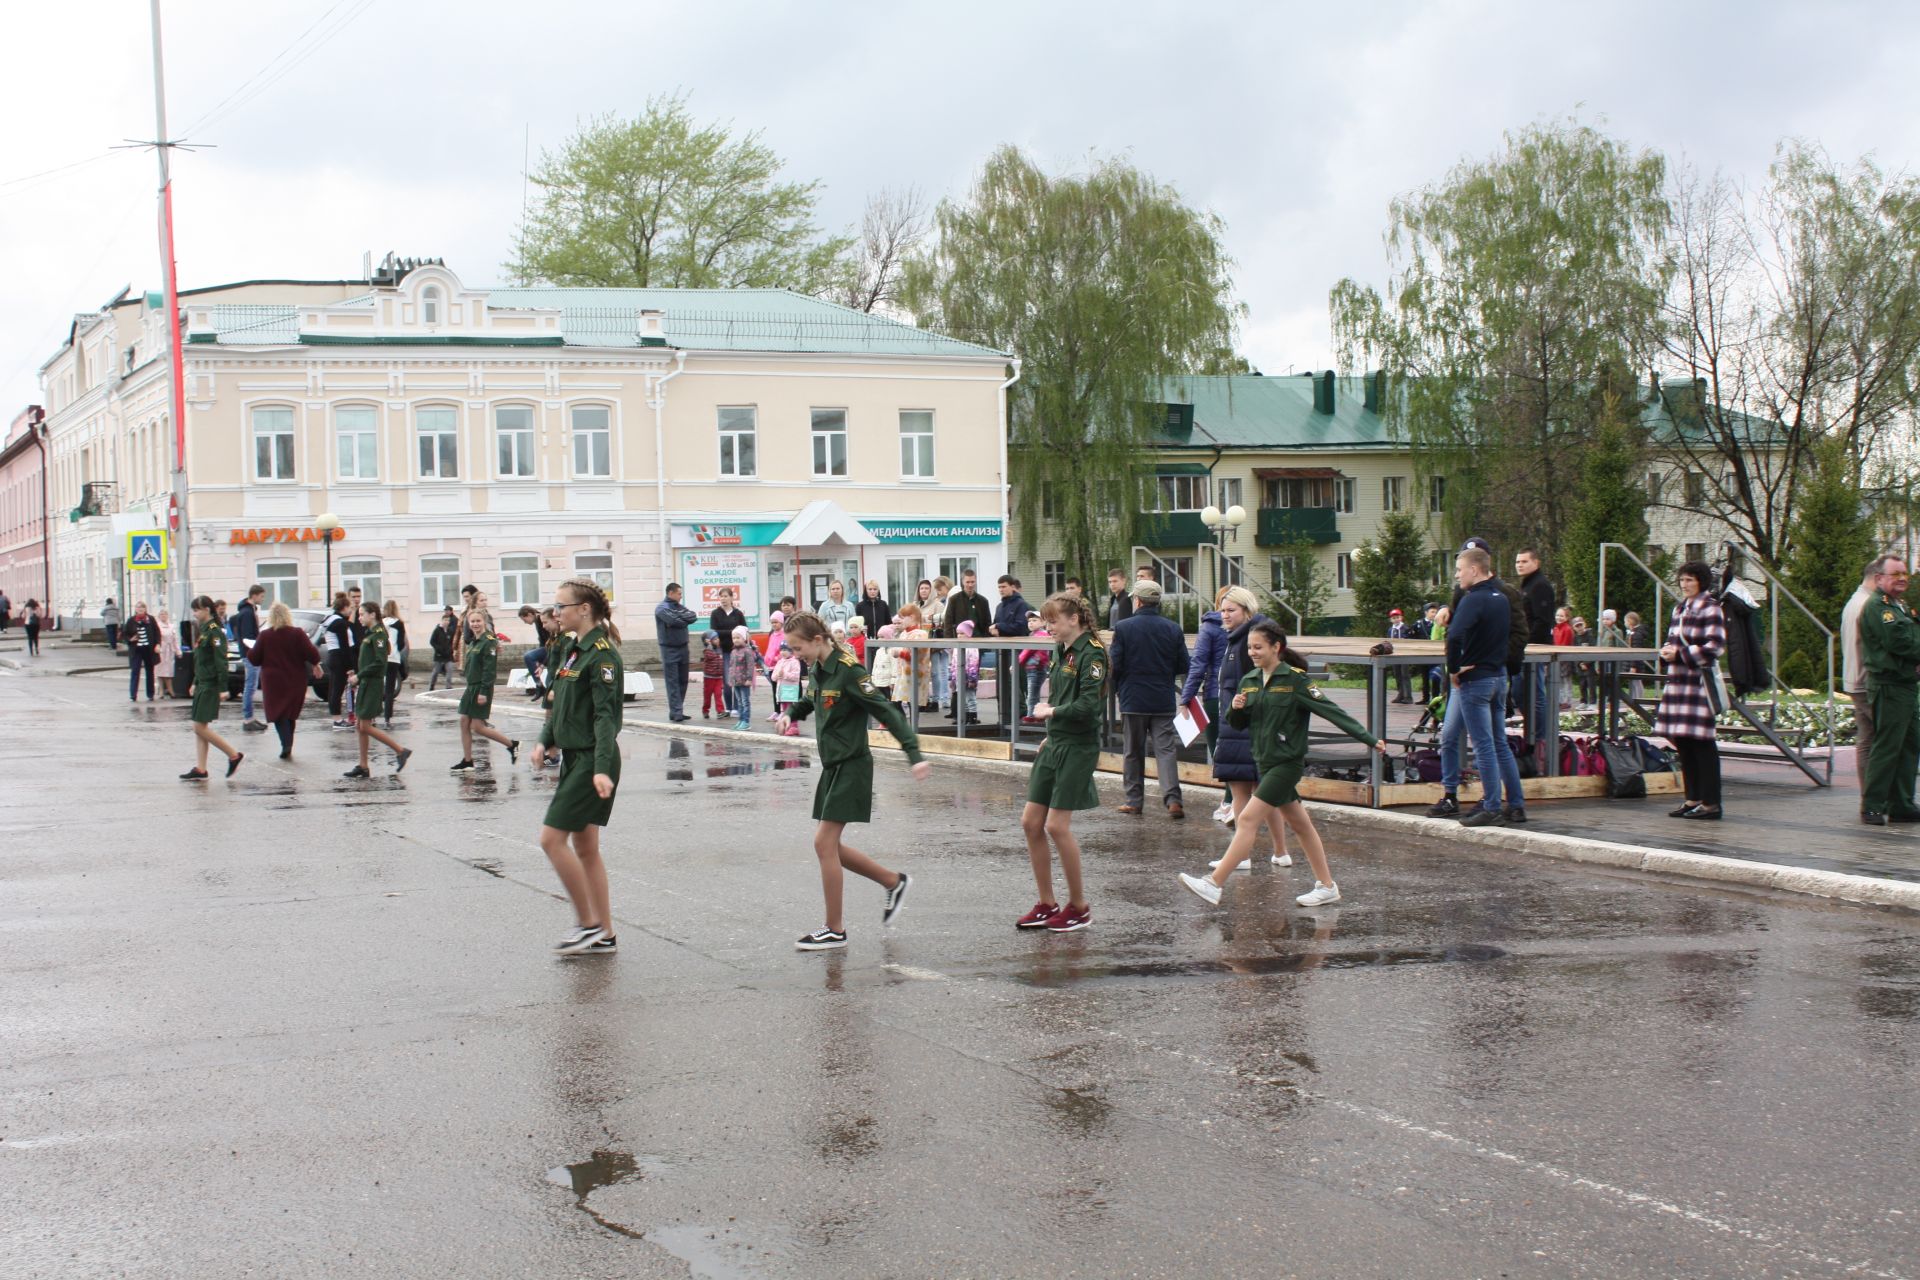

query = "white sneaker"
[[1212, 802, 1234, 824], [1208, 857, 1251, 873], [1272, 852, 1293, 867], [1295, 882, 1342, 907], [1179, 872, 1222, 906], [553, 924, 607, 955]]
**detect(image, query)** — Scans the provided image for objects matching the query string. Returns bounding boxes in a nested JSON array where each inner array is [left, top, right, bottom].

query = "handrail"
[[1131, 546, 1201, 598]]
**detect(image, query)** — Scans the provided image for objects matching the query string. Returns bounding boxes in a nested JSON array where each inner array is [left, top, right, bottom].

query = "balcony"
[[1135, 511, 1212, 547], [1255, 507, 1340, 546]]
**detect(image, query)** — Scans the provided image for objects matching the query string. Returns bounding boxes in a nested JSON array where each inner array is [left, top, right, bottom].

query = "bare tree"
[[838, 187, 928, 315]]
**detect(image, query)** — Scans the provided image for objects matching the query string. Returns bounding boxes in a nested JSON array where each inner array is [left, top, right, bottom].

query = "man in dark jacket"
[[655, 583, 698, 722], [1443, 547, 1527, 826], [1109, 580, 1187, 818], [233, 585, 265, 728], [943, 570, 993, 722], [1105, 568, 1134, 631], [990, 575, 1033, 722], [1515, 547, 1556, 743]]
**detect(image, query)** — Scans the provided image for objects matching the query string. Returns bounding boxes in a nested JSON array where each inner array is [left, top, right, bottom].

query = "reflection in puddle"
[[547, 1148, 643, 1198], [1016, 944, 1509, 986]]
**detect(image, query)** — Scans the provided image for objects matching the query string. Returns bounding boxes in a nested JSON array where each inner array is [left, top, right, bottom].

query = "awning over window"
[[1254, 466, 1347, 480], [1154, 462, 1209, 476]]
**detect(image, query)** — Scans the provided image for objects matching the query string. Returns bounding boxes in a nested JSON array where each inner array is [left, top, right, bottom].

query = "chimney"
[[1313, 370, 1335, 415], [637, 309, 666, 346], [1363, 369, 1383, 414]]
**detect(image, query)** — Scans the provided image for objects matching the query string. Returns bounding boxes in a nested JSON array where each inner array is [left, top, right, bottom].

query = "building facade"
[[36, 261, 1013, 640], [0, 404, 51, 617]]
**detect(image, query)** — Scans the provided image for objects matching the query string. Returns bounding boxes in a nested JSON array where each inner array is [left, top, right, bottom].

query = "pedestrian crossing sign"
[[127, 530, 169, 570]]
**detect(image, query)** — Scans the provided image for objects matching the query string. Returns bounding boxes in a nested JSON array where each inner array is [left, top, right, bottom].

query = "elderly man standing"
[[1110, 579, 1187, 819], [1841, 557, 1884, 790]]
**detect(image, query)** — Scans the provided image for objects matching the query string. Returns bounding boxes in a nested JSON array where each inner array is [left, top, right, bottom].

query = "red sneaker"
[[1047, 903, 1091, 932], [1015, 901, 1059, 929]]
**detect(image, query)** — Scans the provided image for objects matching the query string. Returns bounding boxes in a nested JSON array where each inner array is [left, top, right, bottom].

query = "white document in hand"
[[1173, 698, 1208, 747]]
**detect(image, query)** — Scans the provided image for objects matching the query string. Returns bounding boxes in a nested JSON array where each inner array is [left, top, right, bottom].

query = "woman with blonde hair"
[[247, 601, 323, 759], [925, 576, 953, 713], [156, 607, 180, 698], [1207, 585, 1294, 868]]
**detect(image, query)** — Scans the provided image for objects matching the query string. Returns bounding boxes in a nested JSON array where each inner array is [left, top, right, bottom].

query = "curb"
[[412, 690, 1920, 915]]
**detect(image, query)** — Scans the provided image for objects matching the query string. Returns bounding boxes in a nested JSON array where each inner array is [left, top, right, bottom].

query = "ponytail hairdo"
[[1249, 618, 1311, 669], [190, 594, 215, 614], [558, 576, 620, 643], [1040, 591, 1096, 633]]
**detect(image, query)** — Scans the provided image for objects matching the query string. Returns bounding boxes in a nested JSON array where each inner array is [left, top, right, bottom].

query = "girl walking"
[[344, 603, 412, 778], [1017, 593, 1105, 932], [23, 599, 41, 656], [1179, 620, 1386, 908], [427, 607, 457, 690], [1207, 586, 1293, 868], [451, 610, 519, 771], [775, 612, 930, 950], [180, 595, 243, 781], [725, 624, 765, 729], [531, 578, 625, 956]]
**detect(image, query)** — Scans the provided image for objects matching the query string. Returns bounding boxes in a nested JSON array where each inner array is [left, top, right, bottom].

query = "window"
[[252, 407, 295, 481], [256, 561, 299, 608], [1159, 556, 1195, 591], [571, 405, 611, 478], [1383, 476, 1405, 512], [500, 554, 540, 608], [1336, 552, 1353, 590], [1647, 543, 1668, 563], [1646, 470, 1665, 504], [1262, 477, 1340, 509], [335, 405, 378, 480], [886, 556, 927, 610], [1156, 474, 1207, 511], [573, 551, 614, 596], [938, 555, 977, 585], [1044, 560, 1068, 595], [1429, 474, 1447, 514], [496, 405, 536, 478], [1337, 478, 1356, 513], [1041, 482, 1060, 519], [1272, 556, 1299, 590], [421, 286, 441, 325], [1684, 543, 1706, 565], [420, 556, 461, 609], [1684, 472, 1705, 506], [900, 410, 935, 478], [811, 408, 848, 477], [1216, 477, 1243, 511], [718, 407, 757, 477], [417, 406, 458, 479], [340, 558, 382, 605], [1431, 549, 1451, 584]]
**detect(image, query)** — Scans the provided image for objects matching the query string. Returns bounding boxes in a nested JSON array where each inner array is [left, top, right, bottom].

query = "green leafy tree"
[[1267, 541, 1334, 633], [1563, 390, 1652, 623], [510, 95, 852, 292], [1781, 434, 1878, 674], [1351, 509, 1432, 633], [1330, 117, 1671, 564], [902, 146, 1242, 576]]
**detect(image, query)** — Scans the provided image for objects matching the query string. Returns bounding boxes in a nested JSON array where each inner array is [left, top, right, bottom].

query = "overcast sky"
[[4, 0, 1917, 414]]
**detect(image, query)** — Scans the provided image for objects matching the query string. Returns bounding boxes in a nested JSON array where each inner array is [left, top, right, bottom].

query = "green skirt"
[[458, 683, 490, 720], [190, 686, 221, 725], [813, 755, 874, 825], [1027, 737, 1100, 811], [544, 749, 619, 832], [1253, 761, 1304, 808], [355, 676, 384, 723]]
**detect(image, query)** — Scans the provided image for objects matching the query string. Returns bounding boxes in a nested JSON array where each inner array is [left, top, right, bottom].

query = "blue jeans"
[[730, 685, 751, 723], [1511, 667, 1548, 742], [1024, 666, 1044, 714], [241, 658, 261, 719], [1460, 675, 1524, 811], [1439, 682, 1473, 790], [929, 649, 950, 708]]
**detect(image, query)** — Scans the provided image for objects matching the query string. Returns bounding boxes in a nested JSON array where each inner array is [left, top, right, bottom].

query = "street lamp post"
[[317, 512, 340, 605], [1200, 503, 1247, 602]]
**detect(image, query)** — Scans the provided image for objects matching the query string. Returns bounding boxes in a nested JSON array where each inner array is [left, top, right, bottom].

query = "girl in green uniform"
[[344, 603, 412, 779], [775, 611, 931, 951], [1017, 592, 1106, 932], [180, 595, 243, 781], [1179, 620, 1387, 908], [451, 611, 519, 771], [532, 578, 625, 956]]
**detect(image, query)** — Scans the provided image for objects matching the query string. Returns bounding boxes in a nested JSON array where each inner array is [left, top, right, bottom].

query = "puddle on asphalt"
[[1016, 943, 1510, 986]]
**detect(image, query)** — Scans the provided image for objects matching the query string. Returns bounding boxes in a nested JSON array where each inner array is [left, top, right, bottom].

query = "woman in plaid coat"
[[1654, 561, 1728, 820]]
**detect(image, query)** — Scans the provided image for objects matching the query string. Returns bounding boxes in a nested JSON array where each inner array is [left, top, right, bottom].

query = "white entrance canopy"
[[773, 499, 879, 548]]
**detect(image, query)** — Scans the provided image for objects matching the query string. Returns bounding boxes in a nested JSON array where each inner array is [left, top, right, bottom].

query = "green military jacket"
[[462, 633, 497, 690], [538, 626, 623, 772], [193, 619, 228, 684], [789, 643, 924, 767], [356, 622, 389, 682], [1226, 663, 1378, 771], [1043, 631, 1108, 743], [1860, 592, 1920, 688]]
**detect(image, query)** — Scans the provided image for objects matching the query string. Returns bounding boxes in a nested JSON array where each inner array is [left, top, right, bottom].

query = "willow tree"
[[901, 147, 1242, 576], [1330, 118, 1672, 567]]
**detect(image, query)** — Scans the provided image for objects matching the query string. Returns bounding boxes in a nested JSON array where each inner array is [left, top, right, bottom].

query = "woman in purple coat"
[[1654, 561, 1729, 820]]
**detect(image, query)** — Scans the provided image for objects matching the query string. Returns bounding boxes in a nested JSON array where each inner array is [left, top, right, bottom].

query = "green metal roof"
[[1152, 374, 1395, 450]]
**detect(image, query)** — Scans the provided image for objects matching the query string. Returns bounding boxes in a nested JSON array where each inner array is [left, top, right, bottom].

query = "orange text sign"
[[228, 527, 345, 545]]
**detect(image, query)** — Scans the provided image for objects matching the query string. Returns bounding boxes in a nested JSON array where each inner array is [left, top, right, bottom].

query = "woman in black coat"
[[854, 579, 893, 636], [1208, 587, 1294, 868]]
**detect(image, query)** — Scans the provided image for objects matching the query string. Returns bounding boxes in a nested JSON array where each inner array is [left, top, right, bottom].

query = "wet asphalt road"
[[3, 663, 1919, 1279]]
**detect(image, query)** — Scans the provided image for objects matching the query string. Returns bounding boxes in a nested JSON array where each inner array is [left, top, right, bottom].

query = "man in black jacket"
[[1514, 547, 1556, 743], [1105, 568, 1133, 630], [655, 583, 698, 722], [944, 570, 992, 722], [1444, 547, 1527, 826], [990, 575, 1033, 722], [234, 585, 265, 728], [1110, 580, 1187, 819]]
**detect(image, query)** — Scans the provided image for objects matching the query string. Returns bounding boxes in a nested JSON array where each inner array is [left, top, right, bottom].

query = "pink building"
[[0, 405, 51, 623]]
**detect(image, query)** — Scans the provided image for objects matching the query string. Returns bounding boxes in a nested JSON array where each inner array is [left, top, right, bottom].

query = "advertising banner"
[[680, 550, 761, 623]]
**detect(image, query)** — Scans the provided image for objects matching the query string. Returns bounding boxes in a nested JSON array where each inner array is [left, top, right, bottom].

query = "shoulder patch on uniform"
[[1086, 660, 1105, 681], [1307, 682, 1323, 697], [859, 678, 877, 696], [600, 666, 615, 684], [1886, 611, 1897, 623]]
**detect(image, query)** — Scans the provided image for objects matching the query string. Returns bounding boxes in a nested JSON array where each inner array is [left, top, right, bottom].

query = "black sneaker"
[[1460, 809, 1506, 828], [506, 740, 520, 765], [394, 748, 412, 774], [342, 765, 370, 779], [795, 928, 848, 951], [226, 752, 244, 778], [587, 934, 617, 954], [882, 873, 911, 925], [179, 768, 208, 781], [450, 759, 475, 771], [1426, 796, 1460, 818], [554, 924, 606, 955], [1503, 807, 1527, 824], [1862, 812, 1888, 826]]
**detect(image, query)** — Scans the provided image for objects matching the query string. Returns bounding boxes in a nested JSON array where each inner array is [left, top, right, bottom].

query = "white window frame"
[[495, 404, 537, 480], [1428, 474, 1447, 514], [1044, 560, 1068, 595], [1156, 475, 1206, 511], [256, 560, 299, 608], [570, 404, 612, 479], [718, 406, 757, 478], [1430, 549, 1451, 584], [251, 406, 296, 482], [1216, 477, 1243, 511], [1336, 478, 1356, 514], [573, 551, 615, 597], [421, 285, 441, 326], [1383, 475, 1405, 512], [420, 556, 462, 610], [416, 405, 459, 480], [899, 409, 935, 479], [1336, 552, 1353, 590], [885, 556, 927, 612], [811, 407, 849, 478], [499, 553, 540, 609], [340, 557, 383, 606], [335, 404, 379, 481]]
